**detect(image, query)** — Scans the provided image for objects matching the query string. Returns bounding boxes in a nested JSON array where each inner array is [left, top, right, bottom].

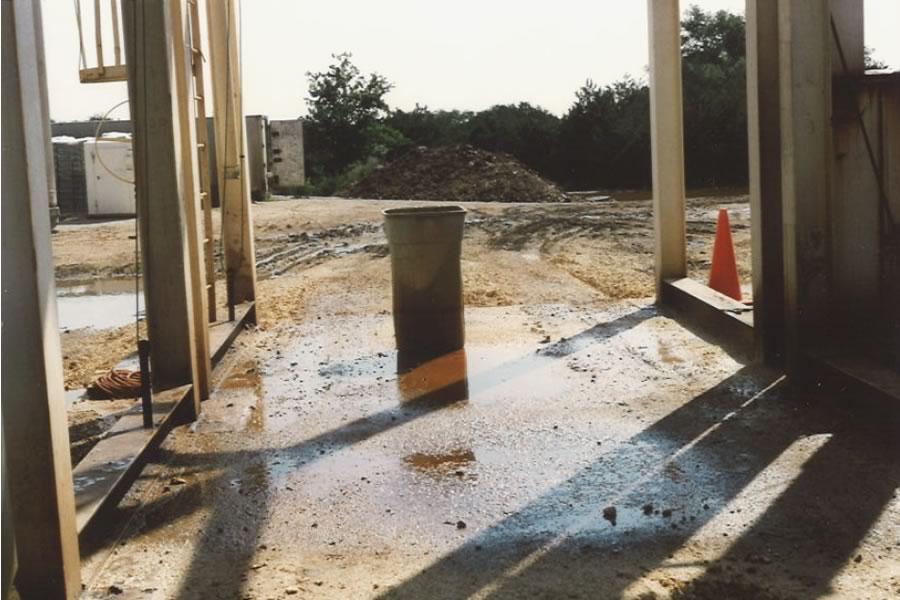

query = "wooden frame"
[[1, 1, 81, 596], [122, 0, 210, 406], [207, 0, 259, 305], [77, 0, 128, 83]]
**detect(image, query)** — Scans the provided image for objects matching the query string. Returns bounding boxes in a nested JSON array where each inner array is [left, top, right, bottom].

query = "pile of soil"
[[341, 144, 569, 203]]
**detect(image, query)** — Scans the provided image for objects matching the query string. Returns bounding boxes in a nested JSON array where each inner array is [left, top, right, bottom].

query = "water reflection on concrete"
[[397, 349, 469, 408], [56, 278, 143, 331], [194, 359, 263, 433]]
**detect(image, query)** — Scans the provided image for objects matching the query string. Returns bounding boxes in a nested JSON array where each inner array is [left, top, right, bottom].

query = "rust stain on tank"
[[397, 349, 469, 408]]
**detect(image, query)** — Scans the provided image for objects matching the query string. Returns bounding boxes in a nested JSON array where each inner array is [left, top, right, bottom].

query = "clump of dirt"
[[341, 145, 570, 203]]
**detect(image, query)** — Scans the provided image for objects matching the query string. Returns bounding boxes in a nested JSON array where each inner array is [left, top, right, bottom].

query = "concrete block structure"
[[52, 138, 88, 215], [268, 118, 305, 193]]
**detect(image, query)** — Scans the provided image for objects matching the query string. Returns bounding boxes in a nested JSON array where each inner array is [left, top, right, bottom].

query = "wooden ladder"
[[187, 0, 217, 322]]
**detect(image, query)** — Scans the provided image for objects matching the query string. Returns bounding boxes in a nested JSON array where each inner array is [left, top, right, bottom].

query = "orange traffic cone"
[[708, 208, 742, 301]]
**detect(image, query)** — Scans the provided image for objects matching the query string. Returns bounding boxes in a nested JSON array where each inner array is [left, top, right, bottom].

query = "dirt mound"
[[341, 144, 569, 203]]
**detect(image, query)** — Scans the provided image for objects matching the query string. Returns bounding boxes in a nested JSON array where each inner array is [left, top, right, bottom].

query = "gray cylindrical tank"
[[383, 205, 466, 359]]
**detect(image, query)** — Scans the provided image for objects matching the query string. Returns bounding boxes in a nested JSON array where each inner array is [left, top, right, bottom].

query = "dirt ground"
[[56, 196, 900, 599], [56, 195, 749, 469], [53, 194, 751, 390]]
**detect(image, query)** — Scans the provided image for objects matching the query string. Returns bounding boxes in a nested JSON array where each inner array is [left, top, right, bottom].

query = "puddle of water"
[[403, 449, 476, 479], [194, 359, 263, 433], [73, 457, 132, 494], [56, 278, 144, 331]]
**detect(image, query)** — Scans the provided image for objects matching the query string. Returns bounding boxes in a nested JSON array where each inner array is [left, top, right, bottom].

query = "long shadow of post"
[[375, 365, 793, 599], [377, 372, 900, 599], [663, 400, 900, 599]]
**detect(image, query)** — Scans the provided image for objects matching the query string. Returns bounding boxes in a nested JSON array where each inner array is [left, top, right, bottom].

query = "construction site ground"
[[55, 196, 899, 599]]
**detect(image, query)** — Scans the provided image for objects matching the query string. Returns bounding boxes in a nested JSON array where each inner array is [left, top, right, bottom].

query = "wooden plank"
[[122, 0, 200, 390], [169, 0, 211, 406], [1, 1, 81, 596], [777, 0, 832, 374], [93, 0, 103, 69], [647, 0, 687, 297], [78, 64, 128, 83], [187, 0, 218, 322], [73, 302, 254, 536], [745, 0, 785, 366], [110, 0, 121, 66], [73, 385, 190, 533], [210, 302, 253, 364], [207, 0, 258, 305]]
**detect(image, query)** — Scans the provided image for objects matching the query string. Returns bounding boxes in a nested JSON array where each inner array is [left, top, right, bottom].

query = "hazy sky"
[[43, 0, 900, 122]]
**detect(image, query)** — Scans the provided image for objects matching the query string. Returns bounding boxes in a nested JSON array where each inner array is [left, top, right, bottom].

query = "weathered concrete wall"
[[52, 140, 88, 215], [269, 119, 305, 192], [52, 119, 132, 138], [829, 72, 900, 345]]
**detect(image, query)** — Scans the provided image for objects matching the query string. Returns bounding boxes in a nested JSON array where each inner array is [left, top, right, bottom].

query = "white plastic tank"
[[83, 136, 136, 216]]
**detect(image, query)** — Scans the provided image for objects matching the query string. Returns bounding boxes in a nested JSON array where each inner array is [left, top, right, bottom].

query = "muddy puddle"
[[56, 278, 143, 331], [403, 449, 476, 478]]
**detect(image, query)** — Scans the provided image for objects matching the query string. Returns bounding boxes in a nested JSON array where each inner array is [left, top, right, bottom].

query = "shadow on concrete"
[[83, 305, 898, 599], [85, 307, 656, 597], [374, 371, 899, 599]]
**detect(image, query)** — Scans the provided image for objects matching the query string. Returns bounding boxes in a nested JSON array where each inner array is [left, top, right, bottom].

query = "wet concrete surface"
[[80, 302, 900, 599]]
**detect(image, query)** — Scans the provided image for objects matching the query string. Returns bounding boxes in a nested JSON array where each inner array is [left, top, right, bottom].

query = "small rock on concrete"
[[602, 506, 617, 526]]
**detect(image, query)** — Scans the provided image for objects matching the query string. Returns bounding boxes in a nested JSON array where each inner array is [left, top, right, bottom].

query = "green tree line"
[[302, 6, 748, 194]]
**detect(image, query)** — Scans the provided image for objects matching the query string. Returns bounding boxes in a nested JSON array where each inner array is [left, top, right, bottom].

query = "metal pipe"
[[138, 339, 153, 428]]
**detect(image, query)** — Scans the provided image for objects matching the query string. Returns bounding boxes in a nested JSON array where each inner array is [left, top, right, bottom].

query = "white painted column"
[[648, 0, 687, 297], [1, 0, 81, 596], [746, 0, 785, 365], [778, 0, 832, 372]]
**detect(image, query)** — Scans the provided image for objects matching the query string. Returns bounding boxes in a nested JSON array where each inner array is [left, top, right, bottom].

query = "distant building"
[[50, 116, 305, 217]]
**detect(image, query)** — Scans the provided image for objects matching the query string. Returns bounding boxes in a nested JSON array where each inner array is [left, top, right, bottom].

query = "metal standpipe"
[[383, 205, 467, 365]]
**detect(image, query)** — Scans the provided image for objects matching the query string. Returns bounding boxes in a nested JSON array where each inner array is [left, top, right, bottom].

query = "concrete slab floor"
[[80, 301, 900, 600]]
